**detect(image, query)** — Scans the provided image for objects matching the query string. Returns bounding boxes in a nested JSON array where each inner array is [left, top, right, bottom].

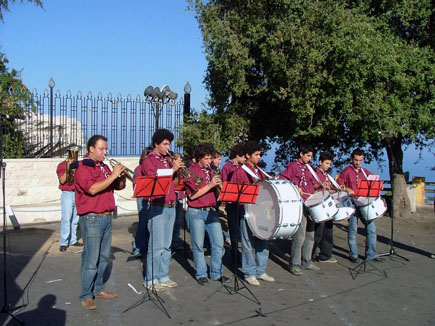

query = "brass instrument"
[[65, 145, 81, 185], [167, 151, 203, 185], [106, 156, 138, 182]]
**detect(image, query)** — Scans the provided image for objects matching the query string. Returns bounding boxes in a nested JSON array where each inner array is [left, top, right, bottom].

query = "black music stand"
[[1, 115, 26, 324], [206, 181, 265, 317], [350, 180, 387, 280], [124, 175, 172, 318]]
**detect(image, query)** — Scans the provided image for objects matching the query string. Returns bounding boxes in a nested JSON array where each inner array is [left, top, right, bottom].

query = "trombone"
[[105, 156, 138, 182]]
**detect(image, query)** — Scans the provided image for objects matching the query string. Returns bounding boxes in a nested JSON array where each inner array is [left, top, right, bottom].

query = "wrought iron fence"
[[4, 87, 184, 157]]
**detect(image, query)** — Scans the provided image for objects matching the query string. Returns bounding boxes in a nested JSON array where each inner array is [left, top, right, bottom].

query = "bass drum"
[[245, 180, 302, 240]]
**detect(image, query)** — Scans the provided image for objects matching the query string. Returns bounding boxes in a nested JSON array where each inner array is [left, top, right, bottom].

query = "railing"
[[4, 88, 185, 158], [382, 179, 434, 205]]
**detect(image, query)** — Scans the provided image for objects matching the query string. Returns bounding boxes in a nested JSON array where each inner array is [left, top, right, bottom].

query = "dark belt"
[[190, 206, 215, 212], [151, 202, 176, 208], [89, 211, 112, 216]]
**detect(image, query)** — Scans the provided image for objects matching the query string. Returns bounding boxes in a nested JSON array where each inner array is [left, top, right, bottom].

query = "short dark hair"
[[299, 143, 314, 155], [351, 148, 364, 158], [319, 151, 334, 162], [152, 129, 174, 148], [229, 142, 245, 159], [193, 143, 216, 161], [244, 141, 261, 156], [139, 146, 153, 165], [87, 135, 107, 152]]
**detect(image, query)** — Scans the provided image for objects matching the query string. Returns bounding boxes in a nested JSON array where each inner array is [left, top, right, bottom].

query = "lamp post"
[[183, 82, 191, 118], [144, 85, 178, 130], [48, 78, 55, 157]]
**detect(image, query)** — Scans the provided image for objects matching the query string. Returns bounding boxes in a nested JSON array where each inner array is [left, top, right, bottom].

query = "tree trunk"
[[385, 137, 411, 218], [391, 173, 411, 218], [385, 136, 404, 181]]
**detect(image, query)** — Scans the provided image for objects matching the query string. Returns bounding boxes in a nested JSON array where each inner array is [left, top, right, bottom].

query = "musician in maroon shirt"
[[230, 141, 275, 286], [184, 143, 228, 285], [279, 144, 321, 276], [222, 142, 246, 261], [140, 129, 183, 291], [74, 135, 126, 310], [56, 146, 81, 252], [313, 151, 337, 263], [337, 149, 383, 263]]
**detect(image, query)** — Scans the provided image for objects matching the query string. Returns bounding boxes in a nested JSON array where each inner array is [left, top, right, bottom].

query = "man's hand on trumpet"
[[112, 163, 127, 178], [172, 156, 185, 173]]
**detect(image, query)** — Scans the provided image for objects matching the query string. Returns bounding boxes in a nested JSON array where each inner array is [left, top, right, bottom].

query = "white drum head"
[[305, 191, 329, 207], [245, 181, 280, 240]]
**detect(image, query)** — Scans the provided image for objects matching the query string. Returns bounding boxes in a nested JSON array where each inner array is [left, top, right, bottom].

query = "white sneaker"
[[257, 273, 275, 282], [160, 280, 177, 288], [144, 283, 166, 292], [245, 276, 260, 286], [302, 262, 320, 271]]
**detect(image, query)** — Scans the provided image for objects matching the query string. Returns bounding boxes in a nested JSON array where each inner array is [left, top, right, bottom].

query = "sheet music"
[[157, 168, 173, 176]]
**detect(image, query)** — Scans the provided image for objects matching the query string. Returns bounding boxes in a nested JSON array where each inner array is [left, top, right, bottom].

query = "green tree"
[[177, 110, 249, 157], [0, 0, 43, 21], [0, 52, 34, 157], [190, 0, 434, 216]]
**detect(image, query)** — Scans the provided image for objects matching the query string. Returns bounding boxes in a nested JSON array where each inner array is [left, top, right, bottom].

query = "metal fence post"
[[48, 78, 55, 157]]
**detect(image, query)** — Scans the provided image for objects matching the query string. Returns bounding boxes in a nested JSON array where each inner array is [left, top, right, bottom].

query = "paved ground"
[[1, 205, 434, 326]]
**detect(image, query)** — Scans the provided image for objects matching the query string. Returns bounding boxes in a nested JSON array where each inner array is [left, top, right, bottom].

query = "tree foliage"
[[0, 0, 43, 21], [189, 0, 434, 178], [176, 110, 249, 157], [0, 52, 34, 157]]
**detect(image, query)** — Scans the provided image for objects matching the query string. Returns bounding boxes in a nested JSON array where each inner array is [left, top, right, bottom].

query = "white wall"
[[0, 157, 139, 226]]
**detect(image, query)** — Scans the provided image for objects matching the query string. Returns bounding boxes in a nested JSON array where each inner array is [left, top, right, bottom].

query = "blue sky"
[[1, 0, 433, 180]]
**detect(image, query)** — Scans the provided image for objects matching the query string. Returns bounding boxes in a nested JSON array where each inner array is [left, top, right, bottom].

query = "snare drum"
[[354, 196, 387, 221], [332, 192, 355, 221], [305, 191, 338, 223], [244, 180, 302, 240]]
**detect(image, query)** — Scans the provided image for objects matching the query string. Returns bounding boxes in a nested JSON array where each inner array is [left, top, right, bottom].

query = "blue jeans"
[[240, 216, 269, 278], [186, 207, 224, 280], [133, 198, 149, 254], [171, 200, 184, 248], [348, 209, 377, 259], [60, 191, 79, 247], [79, 214, 112, 300], [145, 205, 175, 286], [290, 211, 315, 267]]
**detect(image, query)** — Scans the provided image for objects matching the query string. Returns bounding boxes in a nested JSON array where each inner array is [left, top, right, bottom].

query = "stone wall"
[[0, 157, 139, 226]]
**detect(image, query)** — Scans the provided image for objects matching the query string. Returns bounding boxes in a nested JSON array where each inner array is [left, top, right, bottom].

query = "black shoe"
[[197, 277, 209, 286], [72, 242, 83, 247], [214, 276, 230, 283], [59, 246, 67, 252], [350, 257, 360, 263], [369, 257, 385, 263]]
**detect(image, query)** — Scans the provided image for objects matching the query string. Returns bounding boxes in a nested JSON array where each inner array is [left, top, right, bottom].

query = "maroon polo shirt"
[[56, 161, 75, 191], [185, 163, 217, 208], [230, 163, 266, 185], [316, 168, 327, 184], [221, 161, 240, 182], [74, 159, 116, 215], [140, 152, 177, 204], [279, 160, 320, 200], [132, 164, 142, 190], [337, 165, 372, 192]]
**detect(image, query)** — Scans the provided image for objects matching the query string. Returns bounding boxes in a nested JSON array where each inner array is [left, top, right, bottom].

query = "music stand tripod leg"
[[206, 184, 263, 317], [378, 215, 409, 262]]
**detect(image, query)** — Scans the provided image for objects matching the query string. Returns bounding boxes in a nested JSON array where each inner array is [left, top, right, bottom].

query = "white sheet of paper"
[[157, 168, 173, 176], [367, 175, 379, 181]]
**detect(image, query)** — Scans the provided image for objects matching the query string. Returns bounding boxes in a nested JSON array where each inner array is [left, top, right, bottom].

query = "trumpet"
[[166, 151, 204, 185], [105, 156, 138, 182]]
